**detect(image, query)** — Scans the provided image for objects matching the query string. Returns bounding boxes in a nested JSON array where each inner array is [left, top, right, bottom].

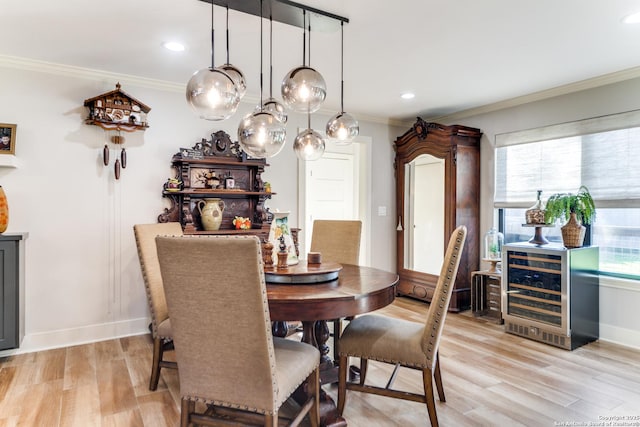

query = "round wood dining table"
[[266, 263, 398, 427]]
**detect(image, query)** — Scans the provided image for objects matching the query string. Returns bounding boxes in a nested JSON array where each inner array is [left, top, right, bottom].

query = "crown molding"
[[0, 54, 184, 92], [430, 65, 640, 123], [13, 53, 633, 129], [0, 54, 401, 128]]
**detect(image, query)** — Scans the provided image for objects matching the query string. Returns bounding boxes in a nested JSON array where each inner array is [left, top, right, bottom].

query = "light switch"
[[377, 206, 387, 216]]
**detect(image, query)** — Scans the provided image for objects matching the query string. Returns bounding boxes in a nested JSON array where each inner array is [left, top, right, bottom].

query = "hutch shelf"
[[157, 131, 295, 252], [502, 242, 599, 350]]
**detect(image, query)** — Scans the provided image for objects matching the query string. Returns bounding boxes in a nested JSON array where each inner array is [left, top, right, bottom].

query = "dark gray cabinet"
[[0, 234, 26, 350]]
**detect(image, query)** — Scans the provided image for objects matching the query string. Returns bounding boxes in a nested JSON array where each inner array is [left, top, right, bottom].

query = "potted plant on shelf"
[[544, 186, 596, 248]]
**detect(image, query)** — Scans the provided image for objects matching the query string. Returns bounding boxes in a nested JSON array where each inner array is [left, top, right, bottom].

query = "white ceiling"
[[3, 0, 640, 123]]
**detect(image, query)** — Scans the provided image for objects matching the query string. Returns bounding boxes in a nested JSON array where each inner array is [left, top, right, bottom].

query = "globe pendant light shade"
[[293, 128, 325, 161], [281, 66, 326, 113], [260, 97, 288, 123], [238, 111, 287, 158], [186, 67, 240, 121], [326, 111, 359, 143], [218, 64, 247, 99]]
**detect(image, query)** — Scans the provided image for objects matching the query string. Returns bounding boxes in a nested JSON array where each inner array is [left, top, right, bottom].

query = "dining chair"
[[309, 219, 362, 266], [133, 222, 183, 391], [337, 225, 467, 427], [156, 235, 320, 427], [309, 219, 362, 362]]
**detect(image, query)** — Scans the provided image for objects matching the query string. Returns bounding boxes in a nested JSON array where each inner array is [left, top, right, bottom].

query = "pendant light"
[[293, 17, 325, 161], [186, 1, 240, 121], [218, 5, 247, 100], [238, 0, 286, 158], [281, 10, 326, 113], [259, 14, 287, 124], [294, 122, 326, 161], [326, 21, 359, 144]]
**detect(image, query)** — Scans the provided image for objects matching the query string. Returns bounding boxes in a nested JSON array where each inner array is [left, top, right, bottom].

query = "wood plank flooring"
[[1, 296, 639, 426]]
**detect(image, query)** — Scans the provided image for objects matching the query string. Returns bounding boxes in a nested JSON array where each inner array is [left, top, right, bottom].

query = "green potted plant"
[[544, 186, 596, 248]]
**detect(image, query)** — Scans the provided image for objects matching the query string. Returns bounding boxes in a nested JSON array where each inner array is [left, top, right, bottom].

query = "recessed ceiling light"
[[623, 12, 640, 24], [401, 93, 415, 100], [163, 41, 186, 52]]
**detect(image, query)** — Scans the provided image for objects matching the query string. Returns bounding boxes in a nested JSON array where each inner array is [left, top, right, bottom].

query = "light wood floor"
[[2, 296, 640, 426]]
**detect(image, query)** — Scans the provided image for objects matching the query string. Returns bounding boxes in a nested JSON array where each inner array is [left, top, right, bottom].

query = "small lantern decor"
[[83, 83, 151, 179], [483, 227, 504, 273]]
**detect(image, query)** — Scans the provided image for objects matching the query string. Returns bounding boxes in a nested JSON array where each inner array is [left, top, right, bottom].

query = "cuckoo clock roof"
[[83, 82, 151, 112]]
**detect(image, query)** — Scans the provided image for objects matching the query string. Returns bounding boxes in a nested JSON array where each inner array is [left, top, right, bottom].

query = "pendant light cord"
[[225, 5, 230, 64], [210, 2, 215, 69], [340, 21, 344, 113], [259, 0, 264, 106], [302, 10, 306, 66], [269, 14, 274, 97], [306, 14, 312, 126], [308, 20, 312, 66]]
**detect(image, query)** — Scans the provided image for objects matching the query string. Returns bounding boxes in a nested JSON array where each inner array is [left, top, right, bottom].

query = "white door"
[[306, 153, 355, 222], [299, 136, 370, 264]]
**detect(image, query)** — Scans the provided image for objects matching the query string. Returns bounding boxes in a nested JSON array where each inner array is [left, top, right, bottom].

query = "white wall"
[[7, 57, 634, 354], [448, 77, 640, 349], [0, 59, 400, 355]]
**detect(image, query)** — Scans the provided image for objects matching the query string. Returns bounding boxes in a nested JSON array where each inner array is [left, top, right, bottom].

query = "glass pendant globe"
[[259, 97, 288, 124], [281, 66, 326, 113], [293, 128, 325, 161], [326, 112, 359, 144], [238, 111, 287, 158], [186, 67, 240, 121], [218, 64, 247, 99]]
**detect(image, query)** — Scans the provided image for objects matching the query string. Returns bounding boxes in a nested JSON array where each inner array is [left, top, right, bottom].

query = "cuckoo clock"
[[83, 82, 151, 179]]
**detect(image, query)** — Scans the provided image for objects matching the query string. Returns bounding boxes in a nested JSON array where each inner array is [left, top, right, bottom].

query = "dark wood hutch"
[[157, 131, 297, 256], [394, 119, 481, 311]]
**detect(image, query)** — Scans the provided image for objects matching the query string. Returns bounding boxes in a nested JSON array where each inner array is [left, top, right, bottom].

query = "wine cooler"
[[502, 242, 599, 350]]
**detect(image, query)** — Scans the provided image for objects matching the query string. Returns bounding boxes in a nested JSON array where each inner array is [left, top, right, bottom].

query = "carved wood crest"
[[181, 130, 245, 160]]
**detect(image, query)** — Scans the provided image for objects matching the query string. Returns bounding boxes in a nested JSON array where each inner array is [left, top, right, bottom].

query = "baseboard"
[[0, 317, 150, 357], [599, 323, 640, 350]]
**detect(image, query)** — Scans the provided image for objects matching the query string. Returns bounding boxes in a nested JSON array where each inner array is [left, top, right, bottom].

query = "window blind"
[[495, 110, 640, 208]]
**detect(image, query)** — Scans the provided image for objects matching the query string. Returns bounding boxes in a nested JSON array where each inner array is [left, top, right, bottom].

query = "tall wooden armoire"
[[394, 118, 481, 311]]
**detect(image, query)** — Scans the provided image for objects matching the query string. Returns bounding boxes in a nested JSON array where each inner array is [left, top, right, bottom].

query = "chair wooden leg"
[[433, 354, 446, 402], [332, 318, 342, 363], [150, 336, 163, 391], [265, 412, 278, 427], [337, 355, 348, 415], [422, 368, 439, 427], [180, 398, 195, 427], [359, 358, 368, 386], [309, 367, 320, 427]]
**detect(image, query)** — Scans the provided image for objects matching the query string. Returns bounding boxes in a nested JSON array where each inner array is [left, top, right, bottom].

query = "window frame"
[[494, 110, 640, 281]]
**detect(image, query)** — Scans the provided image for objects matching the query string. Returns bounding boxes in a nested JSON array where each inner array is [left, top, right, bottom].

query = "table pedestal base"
[[273, 320, 346, 427]]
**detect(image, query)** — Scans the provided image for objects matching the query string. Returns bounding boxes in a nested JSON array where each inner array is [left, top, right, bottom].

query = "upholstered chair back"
[[310, 220, 362, 265], [133, 222, 183, 339], [421, 225, 467, 370], [156, 235, 281, 413]]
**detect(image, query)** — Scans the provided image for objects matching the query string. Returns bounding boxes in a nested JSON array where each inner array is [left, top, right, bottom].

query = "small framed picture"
[[0, 124, 16, 155], [225, 176, 235, 189]]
